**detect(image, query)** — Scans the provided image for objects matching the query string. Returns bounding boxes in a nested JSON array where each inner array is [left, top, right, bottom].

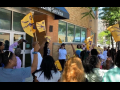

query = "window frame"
[[58, 20, 87, 43]]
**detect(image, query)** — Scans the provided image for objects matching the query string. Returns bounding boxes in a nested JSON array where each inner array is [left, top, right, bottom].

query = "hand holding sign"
[[44, 36, 51, 42]]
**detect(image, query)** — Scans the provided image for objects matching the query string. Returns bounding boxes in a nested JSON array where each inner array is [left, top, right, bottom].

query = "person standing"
[[103, 46, 108, 63], [34, 55, 61, 82], [58, 43, 67, 72], [43, 41, 50, 57], [30, 38, 47, 82]]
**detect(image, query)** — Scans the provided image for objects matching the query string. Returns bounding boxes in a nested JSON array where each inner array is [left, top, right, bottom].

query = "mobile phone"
[[23, 40, 28, 43]]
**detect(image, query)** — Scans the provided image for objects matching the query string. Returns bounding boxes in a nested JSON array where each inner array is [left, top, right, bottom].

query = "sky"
[[98, 7, 104, 19]]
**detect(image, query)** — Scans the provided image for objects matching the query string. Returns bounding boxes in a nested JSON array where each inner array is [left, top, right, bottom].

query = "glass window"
[[74, 26, 81, 42], [25, 54, 31, 67], [0, 32, 10, 50], [25, 34, 32, 49], [58, 20, 67, 42], [81, 28, 86, 43], [0, 8, 12, 30], [91, 31, 94, 35], [13, 12, 25, 32], [67, 23, 74, 42]]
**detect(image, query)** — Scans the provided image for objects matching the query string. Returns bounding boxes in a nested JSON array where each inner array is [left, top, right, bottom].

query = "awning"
[[38, 7, 69, 19]]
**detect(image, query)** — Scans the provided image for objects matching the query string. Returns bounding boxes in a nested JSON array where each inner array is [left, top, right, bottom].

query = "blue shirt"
[[0, 67, 31, 82], [76, 50, 81, 58]]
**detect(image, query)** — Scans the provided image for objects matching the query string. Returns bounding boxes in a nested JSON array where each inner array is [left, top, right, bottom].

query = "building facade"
[[0, 7, 98, 67]]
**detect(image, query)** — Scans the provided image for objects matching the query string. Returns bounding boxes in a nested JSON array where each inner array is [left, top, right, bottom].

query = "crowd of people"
[[0, 37, 120, 82]]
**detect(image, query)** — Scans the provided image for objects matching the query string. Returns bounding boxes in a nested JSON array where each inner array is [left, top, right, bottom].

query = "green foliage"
[[98, 30, 111, 45]]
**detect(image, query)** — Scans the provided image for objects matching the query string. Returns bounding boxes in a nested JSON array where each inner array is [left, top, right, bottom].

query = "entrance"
[[0, 7, 34, 67], [0, 30, 27, 67]]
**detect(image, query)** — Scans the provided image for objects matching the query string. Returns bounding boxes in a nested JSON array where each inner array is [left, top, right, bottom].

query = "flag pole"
[[35, 32, 37, 42]]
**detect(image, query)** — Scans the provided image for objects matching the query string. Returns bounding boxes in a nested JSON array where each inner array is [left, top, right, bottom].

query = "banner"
[[21, 12, 36, 37], [59, 38, 62, 43], [84, 35, 94, 50], [44, 36, 51, 42], [36, 20, 46, 33], [107, 24, 120, 42], [94, 46, 104, 54], [54, 60, 62, 71]]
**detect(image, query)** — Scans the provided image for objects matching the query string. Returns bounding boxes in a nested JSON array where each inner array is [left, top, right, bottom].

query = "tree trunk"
[[111, 34, 114, 48]]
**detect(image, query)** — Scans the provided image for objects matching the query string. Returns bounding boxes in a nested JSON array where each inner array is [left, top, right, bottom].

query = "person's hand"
[[34, 42, 40, 52], [18, 39, 23, 44]]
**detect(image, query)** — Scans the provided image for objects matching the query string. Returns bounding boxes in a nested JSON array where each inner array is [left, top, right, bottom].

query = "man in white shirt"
[[31, 38, 47, 82]]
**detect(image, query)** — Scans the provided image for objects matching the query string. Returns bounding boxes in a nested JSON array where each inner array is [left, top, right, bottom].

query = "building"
[[0, 7, 98, 67], [98, 19, 107, 34]]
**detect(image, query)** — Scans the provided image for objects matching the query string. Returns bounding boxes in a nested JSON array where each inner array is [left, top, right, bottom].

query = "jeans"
[[59, 59, 66, 71]]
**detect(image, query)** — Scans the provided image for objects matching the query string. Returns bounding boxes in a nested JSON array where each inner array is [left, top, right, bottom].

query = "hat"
[[61, 43, 66, 46]]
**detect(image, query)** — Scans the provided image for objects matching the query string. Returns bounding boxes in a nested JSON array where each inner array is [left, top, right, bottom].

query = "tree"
[[98, 30, 111, 45], [81, 7, 120, 48]]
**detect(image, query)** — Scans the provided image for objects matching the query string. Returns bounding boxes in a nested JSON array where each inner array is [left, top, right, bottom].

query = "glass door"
[[11, 32, 26, 67]]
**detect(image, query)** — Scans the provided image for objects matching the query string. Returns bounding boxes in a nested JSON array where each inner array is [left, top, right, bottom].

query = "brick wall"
[[34, 14, 59, 57], [64, 7, 98, 38], [29, 7, 98, 59]]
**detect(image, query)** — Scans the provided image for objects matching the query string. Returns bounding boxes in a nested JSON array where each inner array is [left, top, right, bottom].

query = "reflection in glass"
[[13, 12, 25, 32], [67, 23, 74, 42], [74, 26, 81, 42], [0, 32, 10, 50], [14, 34, 23, 50], [81, 28, 86, 43], [25, 34, 32, 49], [58, 21, 67, 42], [25, 54, 31, 67], [0, 8, 12, 30]]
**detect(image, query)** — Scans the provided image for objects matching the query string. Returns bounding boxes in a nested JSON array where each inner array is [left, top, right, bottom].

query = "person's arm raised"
[[31, 42, 40, 73], [71, 44, 76, 56], [39, 37, 48, 51]]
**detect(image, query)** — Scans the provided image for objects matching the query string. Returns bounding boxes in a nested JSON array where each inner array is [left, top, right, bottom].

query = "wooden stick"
[[35, 32, 37, 42]]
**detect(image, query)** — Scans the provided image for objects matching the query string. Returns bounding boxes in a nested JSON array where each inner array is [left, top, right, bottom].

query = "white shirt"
[[103, 50, 107, 61], [31, 48, 43, 70], [35, 70, 61, 82], [58, 49, 67, 60], [85, 68, 108, 82]]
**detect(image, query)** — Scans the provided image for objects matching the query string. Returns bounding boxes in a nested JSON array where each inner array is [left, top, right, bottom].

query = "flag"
[[21, 12, 36, 37], [44, 36, 51, 42], [94, 46, 104, 54], [36, 20, 46, 33], [59, 38, 62, 43], [107, 24, 120, 42], [66, 54, 70, 59], [84, 35, 94, 50], [54, 60, 62, 71]]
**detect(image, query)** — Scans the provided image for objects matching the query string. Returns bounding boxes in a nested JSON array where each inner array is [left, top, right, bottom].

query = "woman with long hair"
[[43, 41, 50, 57], [60, 57, 87, 82], [34, 55, 61, 82], [83, 55, 108, 82]]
